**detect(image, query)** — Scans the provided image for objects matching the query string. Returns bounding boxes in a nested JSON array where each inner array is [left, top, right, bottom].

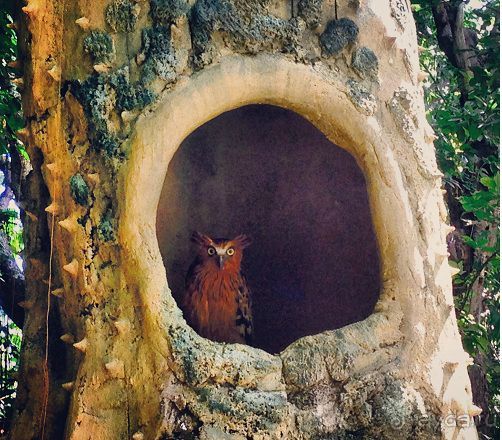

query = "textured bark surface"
[[11, 0, 478, 439]]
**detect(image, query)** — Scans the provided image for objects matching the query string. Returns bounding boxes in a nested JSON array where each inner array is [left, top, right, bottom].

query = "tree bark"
[[9, 0, 478, 438], [430, 3, 497, 435], [431, 1, 480, 70]]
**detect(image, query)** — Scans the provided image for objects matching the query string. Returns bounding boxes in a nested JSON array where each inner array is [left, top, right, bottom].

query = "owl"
[[182, 231, 253, 345]]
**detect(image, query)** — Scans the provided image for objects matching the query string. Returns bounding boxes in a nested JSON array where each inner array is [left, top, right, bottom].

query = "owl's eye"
[[227, 248, 235, 256], [207, 247, 216, 256]]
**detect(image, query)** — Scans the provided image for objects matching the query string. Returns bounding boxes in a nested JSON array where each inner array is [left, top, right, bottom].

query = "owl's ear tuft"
[[234, 234, 252, 248], [191, 231, 212, 246]]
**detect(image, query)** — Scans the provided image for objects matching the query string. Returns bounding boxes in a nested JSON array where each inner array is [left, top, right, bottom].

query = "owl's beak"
[[218, 255, 225, 268]]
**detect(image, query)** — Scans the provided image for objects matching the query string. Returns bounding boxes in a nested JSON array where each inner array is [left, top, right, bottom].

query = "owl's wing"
[[236, 274, 253, 345], [182, 259, 205, 333], [184, 257, 201, 289]]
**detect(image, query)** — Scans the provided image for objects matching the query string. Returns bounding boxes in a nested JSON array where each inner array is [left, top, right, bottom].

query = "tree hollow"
[[157, 104, 381, 353]]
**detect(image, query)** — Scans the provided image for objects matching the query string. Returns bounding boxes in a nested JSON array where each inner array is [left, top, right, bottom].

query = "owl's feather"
[[236, 276, 253, 344], [182, 233, 253, 345]]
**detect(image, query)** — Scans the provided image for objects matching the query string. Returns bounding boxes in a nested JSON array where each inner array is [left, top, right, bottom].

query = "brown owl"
[[182, 231, 253, 345]]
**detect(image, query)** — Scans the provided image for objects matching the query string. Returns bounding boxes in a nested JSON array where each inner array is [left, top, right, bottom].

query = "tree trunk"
[[9, 0, 479, 439]]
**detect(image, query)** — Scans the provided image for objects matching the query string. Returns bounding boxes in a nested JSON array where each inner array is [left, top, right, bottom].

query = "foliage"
[[0, 10, 24, 158], [0, 315, 21, 431], [0, 206, 23, 258], [413, 0, 500, 437], [0, 9, 23, 435], [0, 8, 25, 255]]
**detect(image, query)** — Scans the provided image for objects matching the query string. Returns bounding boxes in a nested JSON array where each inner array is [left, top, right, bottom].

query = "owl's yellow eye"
[[207, 247, 216, 255], [227, 248, 235, 256]]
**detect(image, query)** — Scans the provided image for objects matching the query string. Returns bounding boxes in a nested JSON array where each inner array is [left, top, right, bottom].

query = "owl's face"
[[192, 231, 251, 271]]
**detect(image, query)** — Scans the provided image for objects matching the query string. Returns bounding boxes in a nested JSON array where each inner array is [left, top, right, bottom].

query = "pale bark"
[[10, 0, 478, 439]]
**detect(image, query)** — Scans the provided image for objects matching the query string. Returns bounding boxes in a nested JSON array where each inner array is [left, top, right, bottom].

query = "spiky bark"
[[10, 0, 478, 439]]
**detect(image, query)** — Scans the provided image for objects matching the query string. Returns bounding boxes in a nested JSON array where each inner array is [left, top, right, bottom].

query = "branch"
[[458, 251, 497, 313], [0, 229, 25, 327], [431, 1, 481, 70]]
